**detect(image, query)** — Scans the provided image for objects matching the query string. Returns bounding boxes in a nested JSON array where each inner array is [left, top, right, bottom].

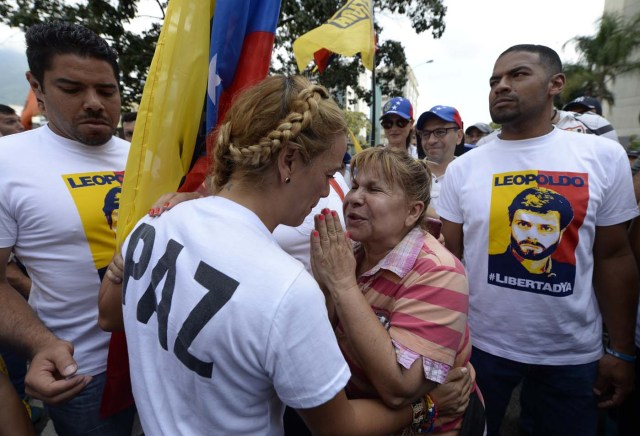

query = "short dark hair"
[[0, 104, 17, 116], [121, 112, 138, 123], [499, 44, 563, 76], [508, 187, 574, 230], [25, 21, 120, 87]]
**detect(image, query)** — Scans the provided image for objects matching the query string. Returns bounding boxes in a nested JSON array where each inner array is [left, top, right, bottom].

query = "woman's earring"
[[284, 177, 291, 184]]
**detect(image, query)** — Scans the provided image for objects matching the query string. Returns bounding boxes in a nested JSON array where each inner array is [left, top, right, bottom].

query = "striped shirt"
[[336, 227, 472, 433]]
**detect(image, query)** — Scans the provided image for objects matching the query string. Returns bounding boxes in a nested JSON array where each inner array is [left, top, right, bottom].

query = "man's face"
[[510, 209, 562, 261], [419, 118, 461, 165], [122, 120, 135, 142], [488, 51, 556, 126], [27, 53, 121, 146], [465, 127, 485, 145], [0, 112, 24, 136]]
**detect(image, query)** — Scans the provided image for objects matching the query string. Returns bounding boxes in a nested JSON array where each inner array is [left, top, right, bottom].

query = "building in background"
[[344, 64, 420, 148], [604, 0, 640, 147]]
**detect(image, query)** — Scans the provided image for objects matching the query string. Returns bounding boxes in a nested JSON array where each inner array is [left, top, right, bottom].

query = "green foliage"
[[0, 0, 165, 109], [561, 11, 640, 108], [274, 0, 446, 105], [343, 109, 370, 143], [0, 0, 447, 110]]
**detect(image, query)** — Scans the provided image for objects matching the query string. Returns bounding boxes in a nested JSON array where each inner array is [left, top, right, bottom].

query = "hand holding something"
[[104, 252, 124, 284], [593, 353, 635, 408], [25, 338, 92, 405], [148, 191, 203, 217], [310, 209, 358, 297], [428, 364, 472, 418]]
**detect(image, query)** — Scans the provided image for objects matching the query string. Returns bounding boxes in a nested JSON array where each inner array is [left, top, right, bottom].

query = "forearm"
[[594, 253, 639, 353], [0, 282, 58, 358], [332, 283, 432, 406], [98, 277, 124, 332], [299, 391, 412, 435], [337, 398, 412, 435], [6, 261, 31, 298]]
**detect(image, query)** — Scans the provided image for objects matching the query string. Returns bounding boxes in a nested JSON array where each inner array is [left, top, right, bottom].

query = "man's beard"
[[510, 235, 559, 261], [490, 106, 521, 125]]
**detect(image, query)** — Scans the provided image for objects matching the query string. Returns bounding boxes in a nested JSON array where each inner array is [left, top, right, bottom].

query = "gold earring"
[[284, 177, 291, 184]]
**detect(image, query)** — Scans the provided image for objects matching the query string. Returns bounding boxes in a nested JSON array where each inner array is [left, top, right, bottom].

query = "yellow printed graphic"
[[63, 171, 123, 270], [489, 170, 539, 254]]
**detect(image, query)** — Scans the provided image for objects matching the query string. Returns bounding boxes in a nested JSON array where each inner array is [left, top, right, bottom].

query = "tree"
[[274, 0, 447, 105], [343, 109, 370, 145], [0, 0, 165, 109], [561, 11, 640, 108], [0, 0, 448, 110]]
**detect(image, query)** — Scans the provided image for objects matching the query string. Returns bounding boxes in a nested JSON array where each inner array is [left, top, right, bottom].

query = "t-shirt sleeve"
[[596, 145, 639, 226], [0, 169, 17, 248], [266, 271, 350, 409], [388, 258, 469, 368], [435, 162, 464, 224]]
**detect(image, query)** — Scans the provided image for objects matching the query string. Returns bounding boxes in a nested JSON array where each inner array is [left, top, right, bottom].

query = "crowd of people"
[[0, 19, 638, 436]]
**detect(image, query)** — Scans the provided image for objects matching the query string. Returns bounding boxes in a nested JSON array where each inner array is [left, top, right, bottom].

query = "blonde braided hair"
[[209, 76, 346, 193]]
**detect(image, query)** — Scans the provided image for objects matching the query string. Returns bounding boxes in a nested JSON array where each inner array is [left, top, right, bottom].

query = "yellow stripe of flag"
[[116, 0, 215, 247], [293, 0, 374, 72]]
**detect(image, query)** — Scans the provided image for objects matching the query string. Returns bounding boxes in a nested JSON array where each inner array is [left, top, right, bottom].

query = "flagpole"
[[369, 8, 376, 148]]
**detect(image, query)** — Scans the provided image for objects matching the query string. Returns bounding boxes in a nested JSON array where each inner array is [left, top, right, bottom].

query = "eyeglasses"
[[418, 127, 458, 139], [381, 118, 410, 129]]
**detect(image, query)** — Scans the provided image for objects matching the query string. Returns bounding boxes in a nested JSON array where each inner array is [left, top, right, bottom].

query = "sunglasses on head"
[[381, 118, 410, 129]]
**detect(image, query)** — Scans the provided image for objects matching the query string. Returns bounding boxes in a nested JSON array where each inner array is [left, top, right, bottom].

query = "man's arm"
[[0, 246, 91, 404], [6, 258, 31, 298], [592, 223, 639, 408], [441, 218, 464, 260]]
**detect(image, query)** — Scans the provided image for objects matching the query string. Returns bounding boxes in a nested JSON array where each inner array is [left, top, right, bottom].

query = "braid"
[[208, 76, 346, 192], [210, 122, 235, 192]]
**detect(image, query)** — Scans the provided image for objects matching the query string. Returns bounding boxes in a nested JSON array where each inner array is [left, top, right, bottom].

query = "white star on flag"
[[207, 54, 222, 104]]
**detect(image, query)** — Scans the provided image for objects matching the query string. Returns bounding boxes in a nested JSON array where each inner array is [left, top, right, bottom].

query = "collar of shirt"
[[355, 227, 425, 279]]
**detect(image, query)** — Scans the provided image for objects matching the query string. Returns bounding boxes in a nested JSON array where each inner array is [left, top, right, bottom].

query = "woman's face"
[[286, 133, 347, 227], [381, 114, 413, 150], [345, 164, 415, 248]]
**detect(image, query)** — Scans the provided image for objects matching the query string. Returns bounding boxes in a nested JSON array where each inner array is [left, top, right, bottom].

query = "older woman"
[[99, 76, 437, 435], [311, 147, 481, 435]]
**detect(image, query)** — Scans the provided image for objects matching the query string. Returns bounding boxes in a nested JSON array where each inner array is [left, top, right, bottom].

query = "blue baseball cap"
[[380, 97, 414, 120], [416, 105, 463, 130]]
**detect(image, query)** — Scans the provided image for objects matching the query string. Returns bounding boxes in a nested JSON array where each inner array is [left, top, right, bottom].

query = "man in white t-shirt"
[[438, 44, 639, 436], [0, 22, 133, 434]]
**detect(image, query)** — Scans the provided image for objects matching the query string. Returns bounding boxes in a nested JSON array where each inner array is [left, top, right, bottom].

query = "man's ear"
[[26, 71, 45, 104], [405, 201, 425, 228], [549, 73, 565, 98], [276, 143, 299, 183]]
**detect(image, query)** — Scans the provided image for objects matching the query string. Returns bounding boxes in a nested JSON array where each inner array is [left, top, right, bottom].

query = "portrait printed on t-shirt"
[[487, 170, 588, 297]]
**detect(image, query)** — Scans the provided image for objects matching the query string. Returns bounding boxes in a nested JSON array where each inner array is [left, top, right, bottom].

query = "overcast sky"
[[378, 0, 606, 125], [0, 0, 606, 124]]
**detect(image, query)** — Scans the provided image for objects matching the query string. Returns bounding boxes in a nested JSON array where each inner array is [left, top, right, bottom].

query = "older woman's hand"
[[310, 208, 358, 295]]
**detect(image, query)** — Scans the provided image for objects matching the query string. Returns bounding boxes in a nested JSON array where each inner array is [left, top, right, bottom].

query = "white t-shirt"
[[122, 196, 350, 435], [555, 110, 619, 143], [477, 109, 620, 146], [437, 127, 638, 365], [273, 172, 349, 272], [0, 126, 128, 375]]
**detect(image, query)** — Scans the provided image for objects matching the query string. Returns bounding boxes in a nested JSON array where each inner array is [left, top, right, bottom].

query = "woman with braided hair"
[[103, 75, 425, 434]]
